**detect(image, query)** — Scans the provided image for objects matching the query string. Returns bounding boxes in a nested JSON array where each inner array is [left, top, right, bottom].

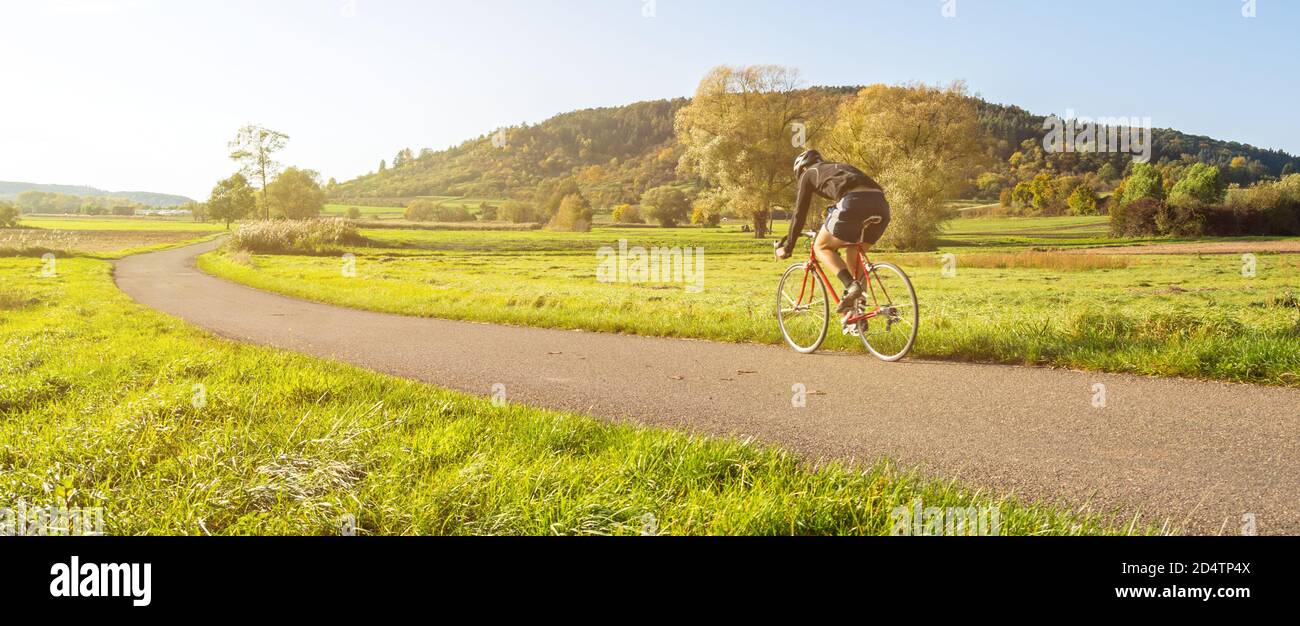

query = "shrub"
[[1109, 198, 1162, 237], [0, 202, 18, 228], [611, 204, 644, 224], [435, 204, 474, 222], [1154, 201, 1207, 237], [478, 204, 498, 221], [641, 186, 690, 227], [499, 201, 538, 224], [405, 199, 438, 222], [229, 218, 368, 254], [547, 194, 593, 232], [691, 203, 721, 227], [346, 207, 362, 220], [1226, 174, 1300, 235]]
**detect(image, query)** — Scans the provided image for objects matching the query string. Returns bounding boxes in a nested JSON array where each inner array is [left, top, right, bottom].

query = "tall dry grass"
[[937, 251, 1131, 271], [229, 219, 368, 254]]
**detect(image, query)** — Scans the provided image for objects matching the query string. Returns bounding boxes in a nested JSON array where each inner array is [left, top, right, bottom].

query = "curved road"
[[114, 239, 1300, 534]]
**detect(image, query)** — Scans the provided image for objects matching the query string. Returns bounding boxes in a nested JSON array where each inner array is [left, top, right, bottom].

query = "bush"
[[1154, 201, 1207, 237], [499, 201, 538, 224], [640, 186, 690, 227], [346, 207, 362, 220], [229, 218, 368, 254], [478, 204, 498, 221], [1109, 198, 1162, 237], [1226, 175, 1300, 235], [435, 204, 474, 222], [405, 199, 438, 222], [547, 193, 592, 232], [611, 204, 644, 224], [691, 203, 721, 227], [0, 202, 18, 228]]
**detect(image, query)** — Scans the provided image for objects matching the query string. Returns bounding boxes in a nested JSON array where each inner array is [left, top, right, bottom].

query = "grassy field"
[[18, 215, 227, 232], [323, 197, 507, 220], [4, 215, 224, 259], [0, 256, 1124, 535], [199, 218, 1300, 387]]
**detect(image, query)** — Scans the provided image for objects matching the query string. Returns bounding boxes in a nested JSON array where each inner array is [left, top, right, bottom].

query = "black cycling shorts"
[[824, 190, 890, 244]]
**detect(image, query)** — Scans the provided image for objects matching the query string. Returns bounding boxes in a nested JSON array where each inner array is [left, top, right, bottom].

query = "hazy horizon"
[[2, 0, 1296, 199]]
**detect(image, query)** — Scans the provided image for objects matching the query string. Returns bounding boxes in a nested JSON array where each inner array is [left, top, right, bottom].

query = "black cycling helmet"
[[793, 149, 823, 175]]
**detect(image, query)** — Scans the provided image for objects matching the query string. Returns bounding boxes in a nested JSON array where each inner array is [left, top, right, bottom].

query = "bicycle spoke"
[[777, 264, 829, 354], [857, 262, 919, 362]]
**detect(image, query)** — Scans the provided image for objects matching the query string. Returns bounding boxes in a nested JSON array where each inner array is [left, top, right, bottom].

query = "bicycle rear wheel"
[[856, 262, 918, 361], [776, 263, 829, 354]]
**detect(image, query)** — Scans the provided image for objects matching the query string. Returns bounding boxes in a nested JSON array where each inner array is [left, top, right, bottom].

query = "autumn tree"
[[824, 82, 984, 250], [207, 173, 256, 228], [266, 167, 325, 220], [0, 201, 18, 228], [640, 185, 690, 227], [548, 193, 593, 232], [229, 125, 289, 219], [675, 65, 836, 238]]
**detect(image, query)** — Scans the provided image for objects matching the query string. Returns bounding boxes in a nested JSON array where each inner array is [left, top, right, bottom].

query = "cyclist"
[[774, 149, 891, 320]]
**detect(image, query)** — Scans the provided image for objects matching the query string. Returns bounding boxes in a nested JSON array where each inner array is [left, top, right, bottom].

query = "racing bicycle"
[[775, 216, 919, 361]]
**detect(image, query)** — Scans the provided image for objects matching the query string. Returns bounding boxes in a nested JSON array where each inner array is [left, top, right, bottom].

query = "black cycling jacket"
[[781, 161, 882, 250]]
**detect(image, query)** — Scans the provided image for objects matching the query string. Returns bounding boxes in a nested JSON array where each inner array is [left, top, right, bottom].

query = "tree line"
[[322, 71, 1300, 249]]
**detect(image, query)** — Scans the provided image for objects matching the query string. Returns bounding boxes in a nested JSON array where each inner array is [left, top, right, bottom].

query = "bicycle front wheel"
[[776, 263, 829, 354], [857, 262, 919, 362]]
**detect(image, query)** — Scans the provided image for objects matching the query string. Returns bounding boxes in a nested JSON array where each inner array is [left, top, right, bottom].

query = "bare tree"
[[229, 125, 289, 220]]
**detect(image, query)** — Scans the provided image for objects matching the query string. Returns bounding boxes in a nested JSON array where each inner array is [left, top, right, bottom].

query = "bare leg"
[[845, 245, 864, 281], [814, 227, 852, 278]]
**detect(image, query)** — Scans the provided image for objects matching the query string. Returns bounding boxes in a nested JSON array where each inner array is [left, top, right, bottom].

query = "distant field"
[[19, 215, 227, 232], [200, 217, 1300, 387], [940, 215, 1113, 248], [324, 197, 507, 220], [4, 216, 223, 257]]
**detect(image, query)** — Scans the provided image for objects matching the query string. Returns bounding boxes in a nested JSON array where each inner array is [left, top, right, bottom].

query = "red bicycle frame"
[[793, 240, 889, 326]]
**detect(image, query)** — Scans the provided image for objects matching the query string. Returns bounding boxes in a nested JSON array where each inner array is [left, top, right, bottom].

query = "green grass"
[[199, 220, 1300, 387], [323, 197, 508, 220], [0, 257, 1126, 535], [19, 215, 228, 232]]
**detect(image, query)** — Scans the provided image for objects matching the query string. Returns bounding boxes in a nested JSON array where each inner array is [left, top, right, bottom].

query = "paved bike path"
[[114, 239, 1300, 534]]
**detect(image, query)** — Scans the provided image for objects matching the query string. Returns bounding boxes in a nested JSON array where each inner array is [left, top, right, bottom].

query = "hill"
[[0, 181, 194, 207], [330, 89, 1300, 208]]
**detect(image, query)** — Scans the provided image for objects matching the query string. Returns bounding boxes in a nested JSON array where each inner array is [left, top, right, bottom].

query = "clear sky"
[[1, 0, 1296, 199]]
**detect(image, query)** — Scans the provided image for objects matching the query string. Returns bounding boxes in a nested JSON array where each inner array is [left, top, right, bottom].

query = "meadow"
[[3, 215, 225, 258], [0, 254, 1123, 535], [199, 217, 1300, 387], [323, 196, 506, 220]]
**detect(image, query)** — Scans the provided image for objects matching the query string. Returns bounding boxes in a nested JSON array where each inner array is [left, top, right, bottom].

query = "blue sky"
[[1, 0, 1295, 199]]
